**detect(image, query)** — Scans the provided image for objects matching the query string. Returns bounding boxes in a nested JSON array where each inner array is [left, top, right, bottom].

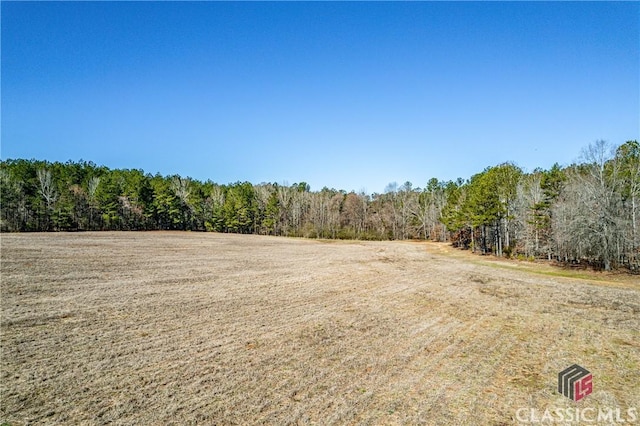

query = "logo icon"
[[558, 364, 592, 401]]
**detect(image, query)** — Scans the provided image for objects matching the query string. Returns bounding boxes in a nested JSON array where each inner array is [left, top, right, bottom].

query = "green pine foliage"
[[1, 140, 638, 271]]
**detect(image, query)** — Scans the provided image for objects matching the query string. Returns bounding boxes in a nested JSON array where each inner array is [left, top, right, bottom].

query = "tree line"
[[1, 140, 638, 271]]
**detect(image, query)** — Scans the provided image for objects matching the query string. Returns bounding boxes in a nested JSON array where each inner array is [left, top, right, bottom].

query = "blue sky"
[[2, 2, 638, 193]]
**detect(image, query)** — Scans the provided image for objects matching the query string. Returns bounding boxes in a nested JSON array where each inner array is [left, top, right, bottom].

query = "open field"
[[1, 232, 639, 425]]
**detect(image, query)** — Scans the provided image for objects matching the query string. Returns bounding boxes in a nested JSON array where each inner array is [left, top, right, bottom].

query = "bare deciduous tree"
[[37, 168, 57, 230], [37, 168, 57, 209], [87, 176, 100, 229], [552, 141, 624, 270], [514, 173, 544, 257], [171, 176, 192, 230], [616, 140, 640, 268]]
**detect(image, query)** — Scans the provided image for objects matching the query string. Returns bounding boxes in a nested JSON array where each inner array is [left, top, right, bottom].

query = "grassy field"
[[1, 232, 639, 425]]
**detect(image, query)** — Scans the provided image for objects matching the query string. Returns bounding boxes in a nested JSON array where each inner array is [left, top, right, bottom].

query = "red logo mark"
[[573, 373, 593, 401]]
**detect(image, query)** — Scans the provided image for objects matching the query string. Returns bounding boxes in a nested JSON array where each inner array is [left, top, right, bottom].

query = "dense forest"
[[1, 140, 638, 271]]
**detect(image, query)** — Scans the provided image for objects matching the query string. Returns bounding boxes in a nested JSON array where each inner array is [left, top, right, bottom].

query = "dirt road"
[[1, 232, 638, 424]]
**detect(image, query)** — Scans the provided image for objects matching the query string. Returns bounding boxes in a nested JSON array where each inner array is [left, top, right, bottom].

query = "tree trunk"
[[633, 195, 637, 258]]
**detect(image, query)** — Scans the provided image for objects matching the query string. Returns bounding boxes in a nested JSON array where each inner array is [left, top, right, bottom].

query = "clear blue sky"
[[2, 2, 638, 193]]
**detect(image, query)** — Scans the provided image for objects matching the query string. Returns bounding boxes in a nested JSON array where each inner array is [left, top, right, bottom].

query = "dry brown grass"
[[1, 232, 639, 425]]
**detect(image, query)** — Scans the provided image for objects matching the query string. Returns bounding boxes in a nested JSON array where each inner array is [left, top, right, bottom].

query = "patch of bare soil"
[[1, 232, 638, 425]]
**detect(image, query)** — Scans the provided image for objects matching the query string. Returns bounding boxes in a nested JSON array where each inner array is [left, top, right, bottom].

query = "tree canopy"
[[2, 140, 638, 271]]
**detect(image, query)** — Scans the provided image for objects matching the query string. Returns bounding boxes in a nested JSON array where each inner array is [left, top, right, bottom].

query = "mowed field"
[[1, 232, 639, 425]]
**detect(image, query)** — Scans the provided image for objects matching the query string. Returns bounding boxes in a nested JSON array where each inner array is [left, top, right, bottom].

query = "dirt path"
[[1, 232, 638, 425]]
